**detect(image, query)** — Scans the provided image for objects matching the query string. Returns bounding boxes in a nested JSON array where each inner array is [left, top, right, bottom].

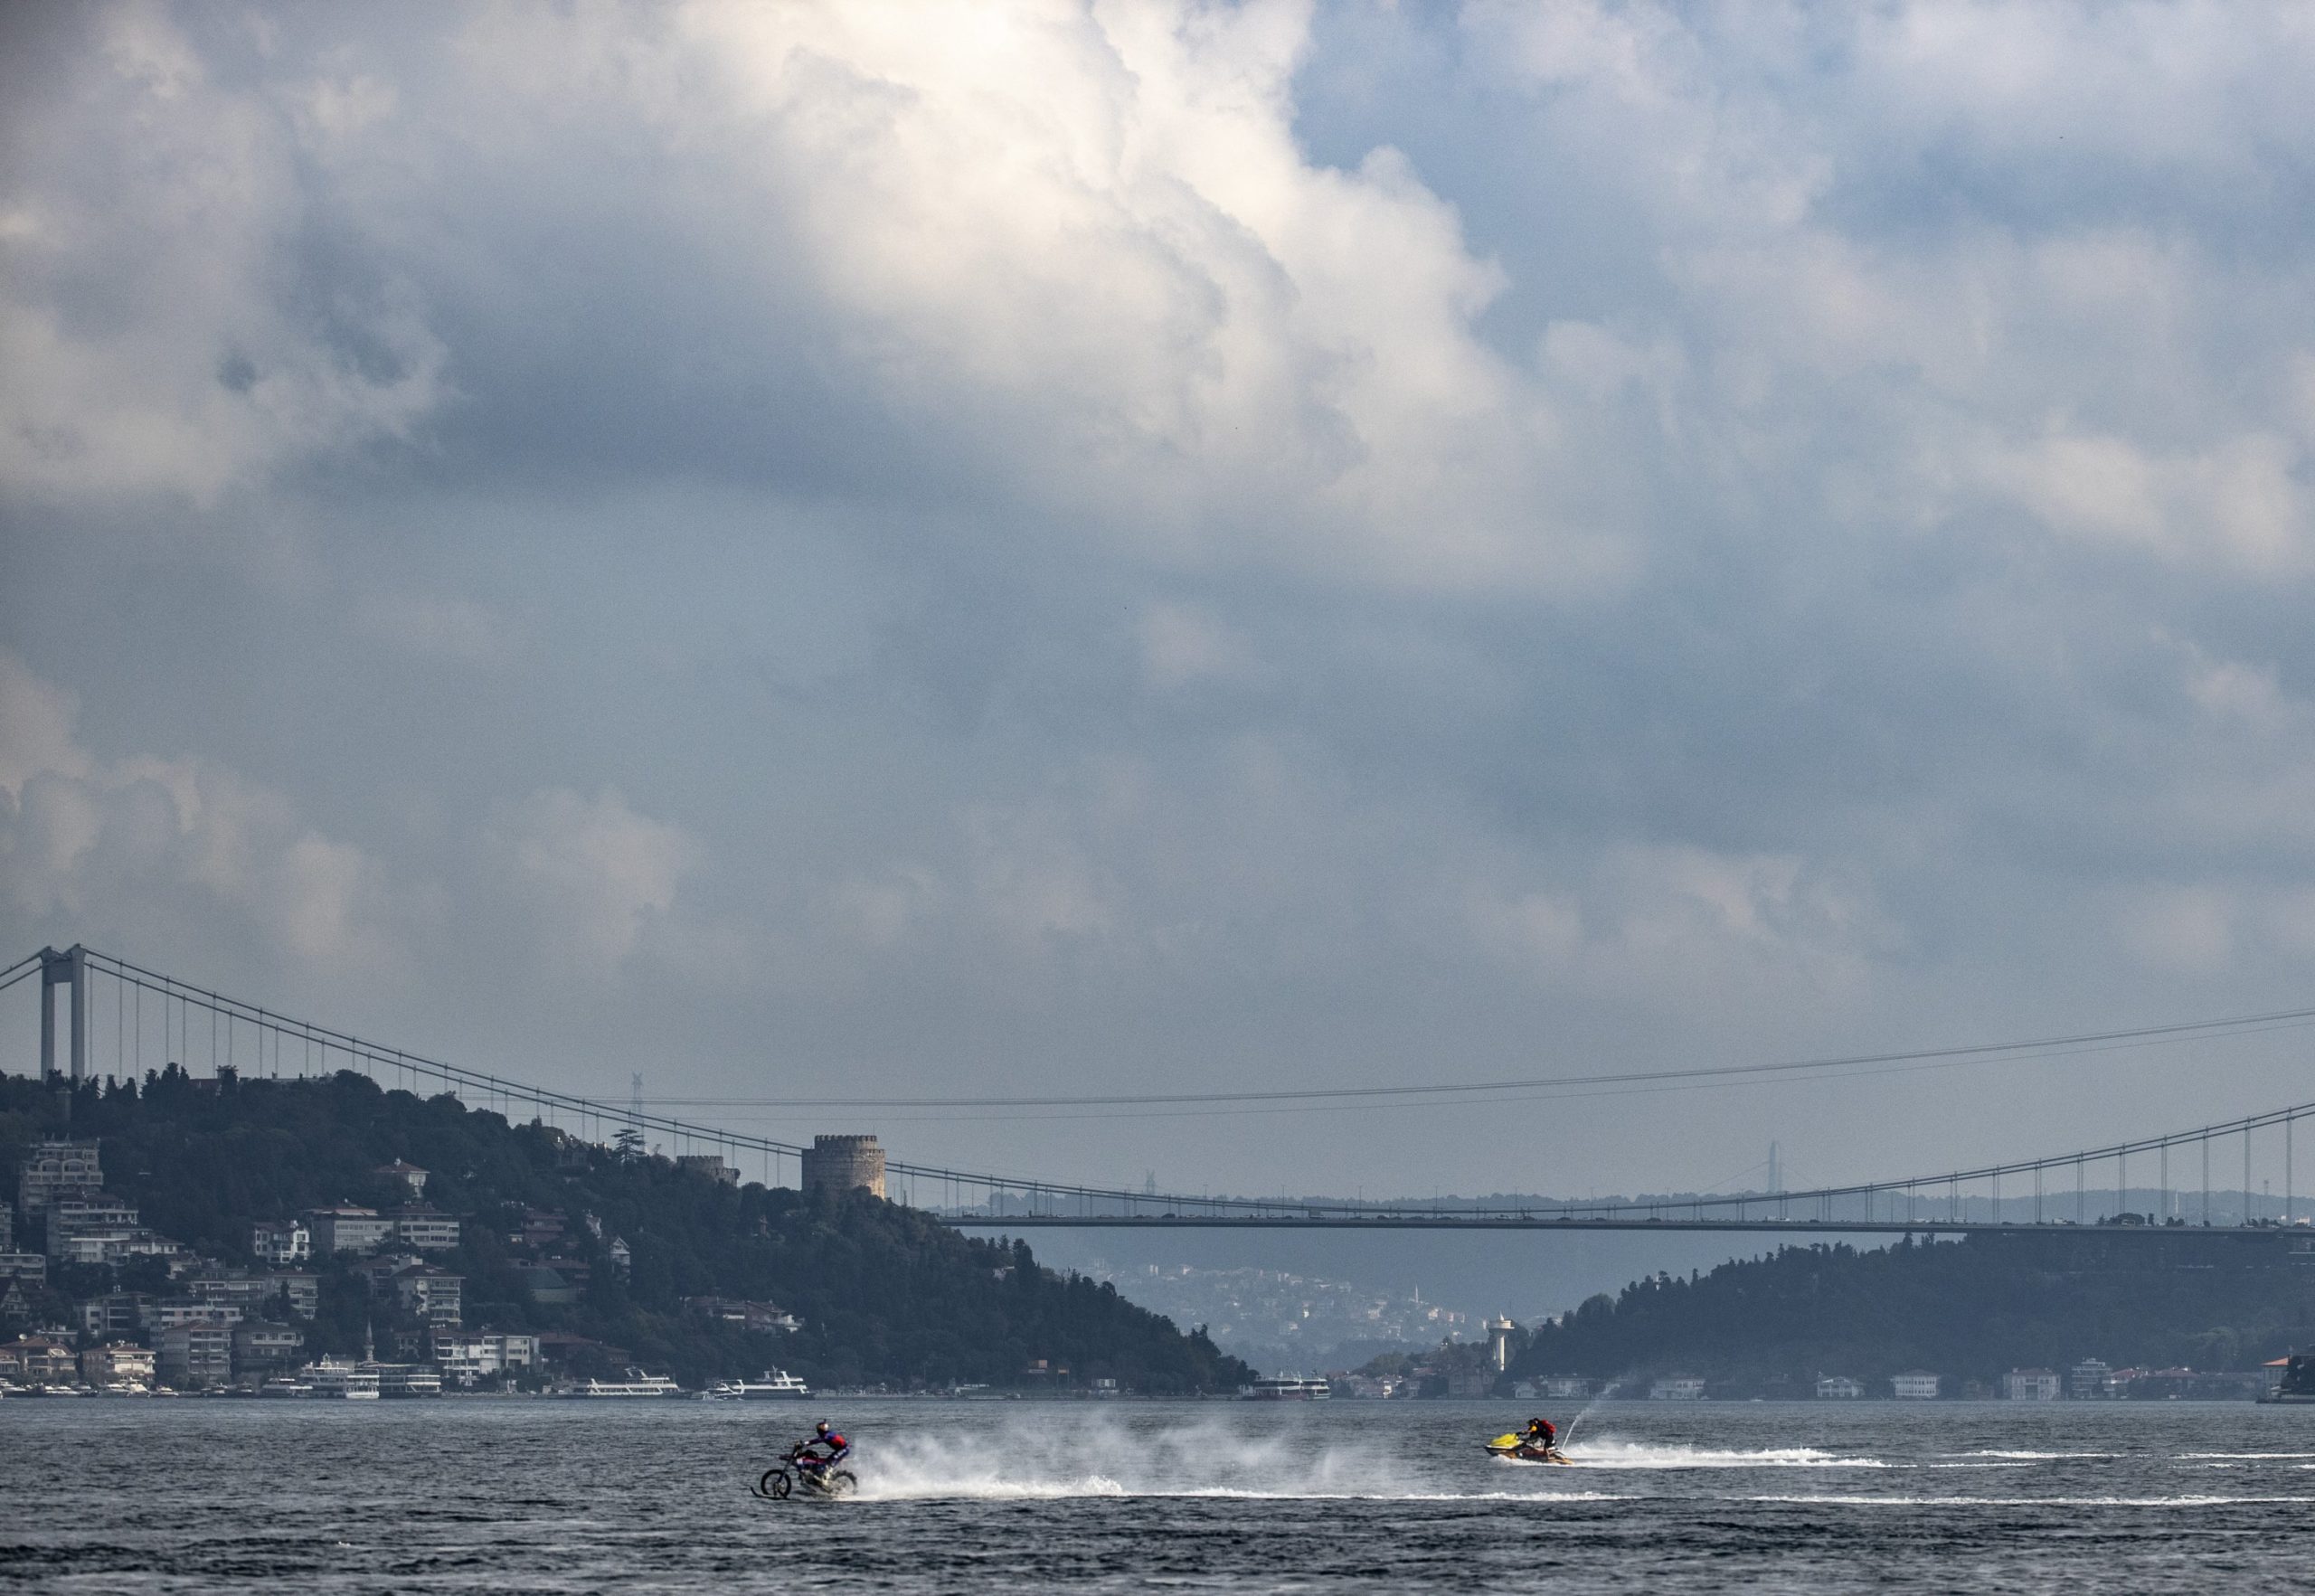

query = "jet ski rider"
[[795, 1420, 850, 1478], [1521, 1417, 1559, 1456]]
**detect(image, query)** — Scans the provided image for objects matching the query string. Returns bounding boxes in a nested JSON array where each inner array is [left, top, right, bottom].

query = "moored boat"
[[706, 1369, 811, 1400]]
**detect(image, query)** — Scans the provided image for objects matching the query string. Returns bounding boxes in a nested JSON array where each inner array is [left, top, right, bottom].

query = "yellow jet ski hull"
[[1486, 1434, 1573, 1464]]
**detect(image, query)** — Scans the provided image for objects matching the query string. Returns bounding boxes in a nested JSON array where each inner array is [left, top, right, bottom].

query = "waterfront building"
[[2068, 1358, 2113, 1400], [80, 1342, 155, 1388], [306, 1206, 395, 1256], [1650, 1374, 1707, 1401], [251, 1220, 311, 1264], [373, 1161, 430, 1198], [1816, 1375, 1865, 1400], [0, 1335, 78, 1384], [1542, 1375, 1593, 1400], [800, 1134, 886, 1198], [430, 1331, 539, 1383], [232, 1321, 306, 1376], [1891, 1370, 1942, 1400], [15, 1138, 101, 1217], [156, 1324, 234, 1388], [390, 1206, 461, 1251], [2003, 1368, 2062, 1401]]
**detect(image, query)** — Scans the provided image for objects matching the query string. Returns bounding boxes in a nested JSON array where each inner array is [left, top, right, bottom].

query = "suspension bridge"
[[5, 943, 2311, 1241]]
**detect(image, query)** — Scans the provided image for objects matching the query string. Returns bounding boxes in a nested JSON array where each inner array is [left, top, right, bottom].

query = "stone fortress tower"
[[799, 1134, 886, 1199]]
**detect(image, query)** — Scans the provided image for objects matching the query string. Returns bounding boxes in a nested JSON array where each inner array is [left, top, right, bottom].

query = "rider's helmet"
[[815, 1420, 832, 1436]]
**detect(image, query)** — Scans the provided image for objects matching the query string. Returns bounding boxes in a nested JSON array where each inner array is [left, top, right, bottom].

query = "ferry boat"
[[704, 1370, 811, 1400], [304, 1358, 381, 1400], [259, 1376, 314, 1398], [1242, 1376, 1332, 1401], [561, 1369, 685, 1398]]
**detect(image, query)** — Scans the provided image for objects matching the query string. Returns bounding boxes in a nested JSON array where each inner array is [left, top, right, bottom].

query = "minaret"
[[1488, 1315, 1517, 1372]]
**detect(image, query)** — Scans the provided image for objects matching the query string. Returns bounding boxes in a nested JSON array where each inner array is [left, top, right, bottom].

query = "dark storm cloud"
[[8, 1, 2315, 1203]]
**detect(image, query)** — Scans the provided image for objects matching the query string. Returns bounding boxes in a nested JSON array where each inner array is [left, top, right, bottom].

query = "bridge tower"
[[37, 944, 89, 1084]]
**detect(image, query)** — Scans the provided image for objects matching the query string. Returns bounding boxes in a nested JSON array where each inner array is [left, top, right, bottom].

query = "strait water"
[[5, 1399, 2313, 1591]]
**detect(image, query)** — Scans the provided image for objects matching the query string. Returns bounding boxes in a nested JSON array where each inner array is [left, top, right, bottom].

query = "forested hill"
[[0, 1067, 1253, 1393], [1510, 1232, 2315, 1392]]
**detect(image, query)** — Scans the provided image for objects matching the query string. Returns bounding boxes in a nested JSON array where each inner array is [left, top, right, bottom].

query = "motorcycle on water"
[[754, 1442, 859, 1500]]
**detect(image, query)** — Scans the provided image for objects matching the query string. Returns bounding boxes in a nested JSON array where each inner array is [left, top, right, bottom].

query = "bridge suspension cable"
[[8, 944, 2311, 1234]]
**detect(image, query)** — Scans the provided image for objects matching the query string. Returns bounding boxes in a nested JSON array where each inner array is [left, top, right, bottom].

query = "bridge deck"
[[944, 1214, 2292, 1236]]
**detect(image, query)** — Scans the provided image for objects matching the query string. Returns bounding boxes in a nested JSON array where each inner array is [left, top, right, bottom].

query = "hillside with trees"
[[0, 1067, 1252, 1393], [1507, 1231, 2315, 1393]]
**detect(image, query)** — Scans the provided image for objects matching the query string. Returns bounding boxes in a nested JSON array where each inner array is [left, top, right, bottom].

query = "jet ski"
[[1486, 1432, 1573, 1465]]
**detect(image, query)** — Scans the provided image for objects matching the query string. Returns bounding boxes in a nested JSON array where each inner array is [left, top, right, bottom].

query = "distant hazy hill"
[[0, 1067, 1253, 1393], [1509, 1231, 2315, 1391]]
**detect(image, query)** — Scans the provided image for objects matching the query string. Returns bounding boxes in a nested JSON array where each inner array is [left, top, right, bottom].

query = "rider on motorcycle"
[[794, 1420, 849, 1478]]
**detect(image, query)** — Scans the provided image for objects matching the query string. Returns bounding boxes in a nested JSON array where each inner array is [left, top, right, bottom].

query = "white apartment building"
[[80, 1342, 156, 1388], [1649, 1374, 1707, 1401], [51, 1228, 185, 1268], [150, 1299, 243, 1330], [232, 1321, 307, 1376], [46, 1196, 143, 1260], [1891, 1370, 1941, 1400], [2068, 1359, 2113, 1400], [80, 1293, 154, 1336], [1816, 1375, 1865, 1400], [391, 1207, 461, 1251], [307, 1206, 395, 1256], [2003, 1368, 2061, 1401], [430, 1331, 539, 1383], [156, 1324, 234, 1388], [392, 1264, 463, 1327], [251, 1220, 310, 1264], [16, 1138, 101, 1216], [269, 1271, 320, 1318]]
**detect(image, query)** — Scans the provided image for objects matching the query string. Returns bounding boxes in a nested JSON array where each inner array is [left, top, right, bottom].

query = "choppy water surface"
[[5, 1399, 2313, 1591]]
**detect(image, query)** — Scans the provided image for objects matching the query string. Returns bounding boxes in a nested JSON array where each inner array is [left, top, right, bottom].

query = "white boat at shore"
[[705, 1370, 812, 1400], [1242, 1376, 1332, 1401]]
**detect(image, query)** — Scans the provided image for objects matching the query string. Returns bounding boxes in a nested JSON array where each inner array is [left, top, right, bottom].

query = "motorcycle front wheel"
[[759, 1468, 791, 1499]]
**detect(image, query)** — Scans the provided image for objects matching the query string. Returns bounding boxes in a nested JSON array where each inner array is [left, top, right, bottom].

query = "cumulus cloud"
[[495, 787, 700, 973], [0, 650, 399, 969], [12, 1, 2315, 1193]]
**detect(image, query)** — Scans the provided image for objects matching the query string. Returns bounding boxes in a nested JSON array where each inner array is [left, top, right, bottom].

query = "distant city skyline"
[[9, 3, 2315, 1202]]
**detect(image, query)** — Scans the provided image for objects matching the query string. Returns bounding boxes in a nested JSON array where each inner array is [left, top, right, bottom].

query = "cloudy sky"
[[7, 0, 2315, 1201]]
